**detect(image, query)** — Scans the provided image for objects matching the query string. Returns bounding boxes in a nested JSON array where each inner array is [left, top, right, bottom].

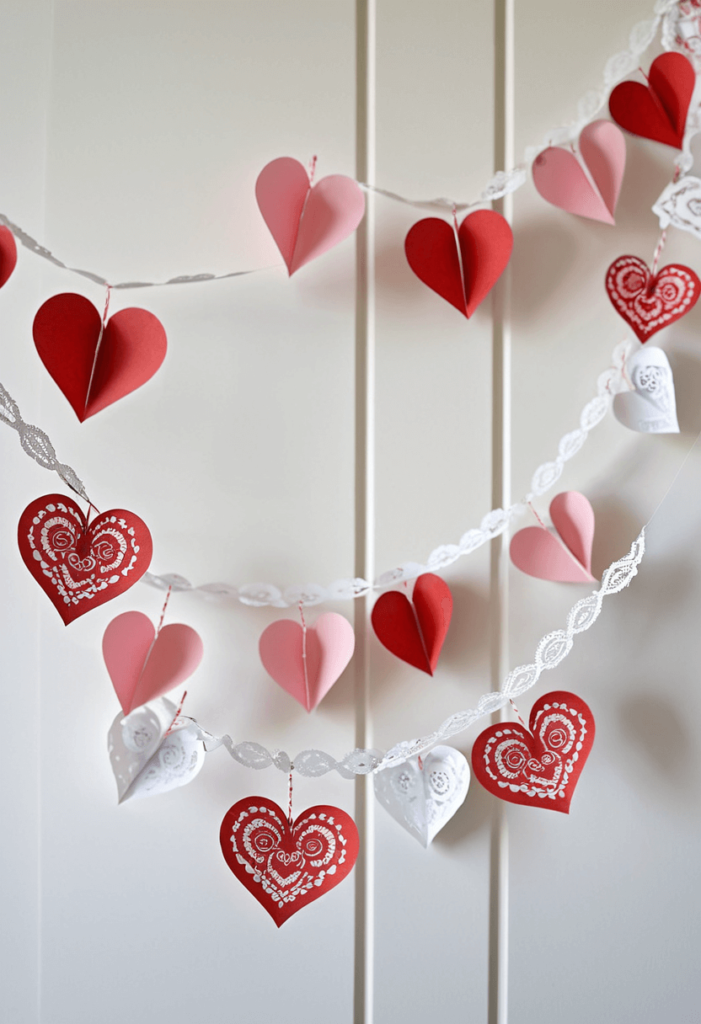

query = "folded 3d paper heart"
[[609, 52, 695, 149], [653, 175, 701, 241], [532, 120, 626, 224], [0, 225, 17, 289], [371, 572, 453, 675], [255, 156, 365, 275], [605, 255, 701, 342], [103, 610, 204, 715], [220, 798, 359, 927], [33, 292, 167, 421], [471, 690, 595, 813], [405, 209, 513, 318], [259, 611, 355, 711], [18, 493, 153, 624], [510, 492, 596, 583], [613, 344, 679, 434]]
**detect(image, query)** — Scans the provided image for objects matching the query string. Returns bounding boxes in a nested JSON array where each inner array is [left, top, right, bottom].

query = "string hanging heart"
[[471, 691, 595, 813], [404, 209, 513, 318], [371, 573, 453, 675], [605, 255, 701, 341], [33, 292, 167, 422], [609, 52, 695, 149], [103, 610, 204, 715], [17, 493, 153, 624], [219, 797, 359, 927], [532, 120, 626, 224], [258, 611, 355, 711], [510, 491, 596, 584], [613, 344, 679, 434], [255, 156, 365, 276]]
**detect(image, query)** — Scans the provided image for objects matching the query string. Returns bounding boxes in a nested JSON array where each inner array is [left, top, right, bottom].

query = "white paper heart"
[[107, 697, 205, 803], [373, 745, 470, 847], [613, 344, 679, 434], [653, 175, 701, 240]]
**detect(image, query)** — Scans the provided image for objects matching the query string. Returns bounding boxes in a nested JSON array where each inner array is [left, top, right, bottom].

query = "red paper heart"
[[18, 494, 153, 625], [0, 226, 17, 288], [371, 573, 453, 675], [609, 52, 695, 149], [220, 798, 359, 927], [405, 209, 513, 317], [605, 255, 701, 341], [33, 293, 167, 422], [471, 691, 595, 813]]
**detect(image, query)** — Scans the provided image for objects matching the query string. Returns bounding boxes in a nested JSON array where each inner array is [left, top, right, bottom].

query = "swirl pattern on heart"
[[605, 255, 700, 341]]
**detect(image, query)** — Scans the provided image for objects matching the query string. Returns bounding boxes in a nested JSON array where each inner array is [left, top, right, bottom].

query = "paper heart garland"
[[259, 611, 354, 711], [255, 157, 365, 276], [220, 798, 359, 927], [605, 255, 701, 342], [373, 745, 470, 847], [532, 120, 626, 224], [33, 292, 167, 421], [510, 491, 596, 583], [0, 225, 17, 288], [609, 52, 695, 149], [371, 573, 453, 675], [613, 344, 679, 434], [107, 697, 205, 803], [653, 175, 701, 241], [17, 493, 153, 624], [405, 209, 513, 318], [103, 610, 204, 715], [471, 690, 595, 813]]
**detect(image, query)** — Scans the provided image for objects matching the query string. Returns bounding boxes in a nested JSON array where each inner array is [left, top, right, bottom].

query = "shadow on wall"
[[668, 346, 701, 437], [589, 495, 645, 578], [433, 760, 494, 849]]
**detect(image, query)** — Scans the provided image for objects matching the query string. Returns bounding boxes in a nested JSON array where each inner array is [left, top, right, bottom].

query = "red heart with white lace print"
[[605, 256, 701, 341], [220, 798, 359, 927], [471, 690, 595, 813], [18, 493, 153, 625]]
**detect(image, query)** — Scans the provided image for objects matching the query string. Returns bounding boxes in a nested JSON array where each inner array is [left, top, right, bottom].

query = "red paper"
[[510, 491, 596, 583], [605, 255, 700, 341], [33, 293, 167, 421], [259, 611, 355, 712], [609, 52, 695, 149], [103, 610, 204, 715], [0, 226, 17, 289], [220, 798, 359, 927], [17, 494, 153, 625], [405, 209, 513, 317], [371, 573, 453, 675], [471, 690, 595, 813]]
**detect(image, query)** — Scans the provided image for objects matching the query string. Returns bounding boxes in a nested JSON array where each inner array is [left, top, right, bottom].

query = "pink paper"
[[259, 611, 355, 711], [103, 611, 204, 715], [510, 491, 596, 583]]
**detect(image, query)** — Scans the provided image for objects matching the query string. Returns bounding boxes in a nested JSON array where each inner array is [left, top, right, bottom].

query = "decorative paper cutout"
[[374, 745, 469, 847], [107, 697, 205, 803], [532, 120, 626, 224], [220, 798, 359, 927], [471, 691, 595, 813], [609, 52, 695, 149], [17, 493, 153, 624], [605, 255, 701, 341], [404, 209, 513, 317], [103, 610, 204, 715], [371, 573, 453, 675], [0, 225, 17, 288], [510, 492, 596, 584], [613, 343, 679, 433], [255, 157, 365, 276], [259, 611, 354, 712], [653, 174, 701, 239], [33, 293, 167, 421]]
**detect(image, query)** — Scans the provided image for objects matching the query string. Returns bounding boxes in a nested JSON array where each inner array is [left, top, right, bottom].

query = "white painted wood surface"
[[1, 2, 700, 1022]]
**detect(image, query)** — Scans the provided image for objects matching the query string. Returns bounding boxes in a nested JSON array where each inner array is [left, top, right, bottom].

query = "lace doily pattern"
[[187, 530, 645, 777]]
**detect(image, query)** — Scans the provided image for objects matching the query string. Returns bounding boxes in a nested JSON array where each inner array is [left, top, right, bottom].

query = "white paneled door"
[[1, 2, 700, 1022]]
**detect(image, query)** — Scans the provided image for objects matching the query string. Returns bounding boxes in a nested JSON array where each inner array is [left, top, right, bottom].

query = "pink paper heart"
[[259, 611, 355, 711], [532, 120, 626, 224], [103, 611, 204, 715], [510, 492, 596, 583], [255, 157, 365, 275]]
